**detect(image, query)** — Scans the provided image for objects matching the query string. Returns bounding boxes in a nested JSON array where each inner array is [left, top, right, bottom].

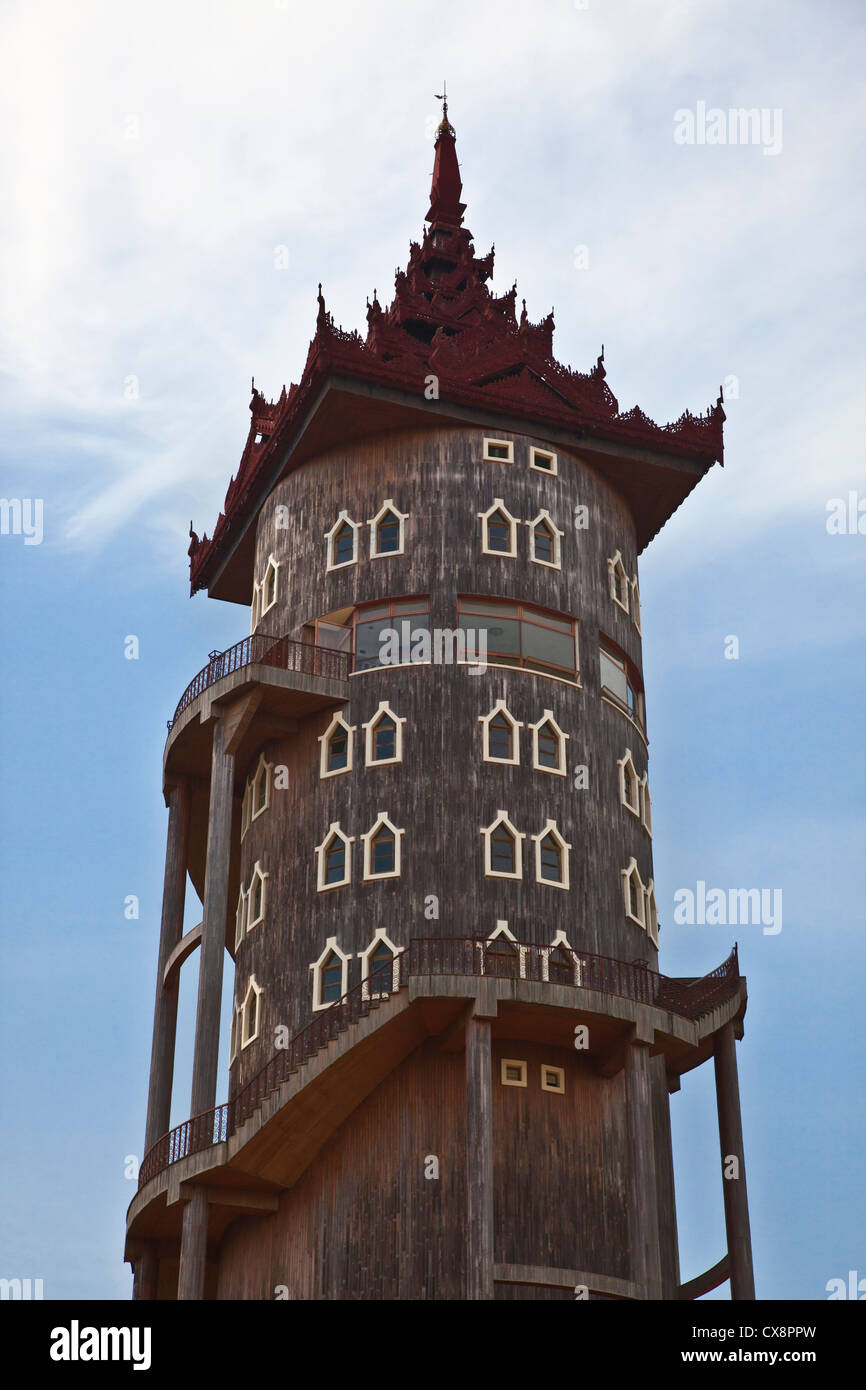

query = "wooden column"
[[133, 1243, 158, 1302], [190, 716, 234, 1117], [714, 1022, 756, 1300], [177, 1187, 208, 1301], [625, 1039, 663, 1300], [465, 1013, 494, 1299], [144, 779, 190, 1153]]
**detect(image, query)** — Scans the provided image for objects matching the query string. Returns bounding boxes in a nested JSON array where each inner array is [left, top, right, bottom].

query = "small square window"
[[541, 1065, 565, 1093], [530, 447, 558, 476], [500, 1058, 527, 1087], [483, 438, 514, 464]]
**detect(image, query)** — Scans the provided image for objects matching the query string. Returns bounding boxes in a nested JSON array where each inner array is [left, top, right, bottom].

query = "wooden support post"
[[177, 1187, 208, 1301], [714, 1021, 756, 1300], [465, 1012, 494, 1299], [133, 1243, 158, 1302], [144, 779, 190, 1153], [625, 1039, 663, 1300], [190, 717, 234, 1117]]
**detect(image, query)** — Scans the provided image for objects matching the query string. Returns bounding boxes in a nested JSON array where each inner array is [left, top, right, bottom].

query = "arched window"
[[528, 510, 563, 569], [319, 713, 355, 779], [363, 702, 405, 766], [360, 931, 402, 1000], [530, 710, 568, 775], [479, 699, 522, 764], [533, 820, 571, 889], [369, 941, 394, 994], [321, 951, 343, 1003], [482, 812, 524, 879], [369, 499, 408, 558], [361, 813, 404, 880], [315, 823, 353, 891], [479, 498, 518, 557], [325, 511, 361, 571]]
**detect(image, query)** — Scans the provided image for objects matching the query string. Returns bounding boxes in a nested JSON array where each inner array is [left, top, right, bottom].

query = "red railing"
[[168, 634, 351, 730], [138, 941, 739, 1190]]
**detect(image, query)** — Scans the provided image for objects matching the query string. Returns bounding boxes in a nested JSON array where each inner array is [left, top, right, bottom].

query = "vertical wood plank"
[[465, 1013, 494, 1299], [625, 1039, 663, 1300], [714, 1022, 755, 1300]]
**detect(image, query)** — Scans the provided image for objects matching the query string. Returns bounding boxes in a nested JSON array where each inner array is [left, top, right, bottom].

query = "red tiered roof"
[[189, 110, 724, 598]]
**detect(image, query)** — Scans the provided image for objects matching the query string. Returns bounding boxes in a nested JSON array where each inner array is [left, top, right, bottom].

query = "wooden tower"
[[126, 104, 755, 1301]]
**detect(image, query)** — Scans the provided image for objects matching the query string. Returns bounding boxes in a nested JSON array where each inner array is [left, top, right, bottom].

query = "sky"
[[0, 0, 864, 1301]]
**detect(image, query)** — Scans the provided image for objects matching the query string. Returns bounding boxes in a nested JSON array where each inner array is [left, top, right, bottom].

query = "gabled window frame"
[[241, 975, 263, 1048], [325, 510, 361, 572], [310, 938, 352, 1012], [251, 753, 271, 822], [608, 551, 630, 614], [640, 774, 653, 837], [645, 880, 659, 949], [479, 698, 522, 765], [530, 710, 568, 776], [359, 929, 402, 1001], [318, 711, 356, 780], [229, 1003, 241, 1064], [361, 811, 404, 882], [481, 810, 525, 881], [250, 582, 261, 635], [363, 701, 406, 767], [545, 929, 581, 986], [533, 818, 571, 890], [246, 861, 268, 933], [478, 498, 519, 558], [630, 576, 642, 634], [234, 886, 247, 951], [618, 749, 641, 817], [527, 509, 564, 570], [622, 857, 646, 929], [483, 437, 514, 464], [529, 446, 558, 476], [368, 499, 408, 559], [261, 555, 279, 615], [315, 822, 353, 892]]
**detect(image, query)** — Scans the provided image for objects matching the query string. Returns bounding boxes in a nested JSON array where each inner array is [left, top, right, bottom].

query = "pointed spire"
[[427, 86, 466, 227]]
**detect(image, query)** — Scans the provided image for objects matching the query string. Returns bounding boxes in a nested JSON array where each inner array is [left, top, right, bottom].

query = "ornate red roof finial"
[[427, 83, 466, 227]]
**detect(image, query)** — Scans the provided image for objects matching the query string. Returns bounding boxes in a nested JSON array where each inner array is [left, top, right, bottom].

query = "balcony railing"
[[168, 634, 351, 731], [137, 941, 739, 1190]]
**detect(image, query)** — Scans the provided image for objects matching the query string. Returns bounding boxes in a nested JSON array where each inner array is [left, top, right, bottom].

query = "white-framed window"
[[618, 750, 641, 816], [528, 510, 563, 569], [546, 930, 580, 986], [246, 861, 268, 932], [261, 555, 279, 615], [483, 919, 524, 978], [359, 929, 402, 1000], [318, 712, 355, 779], [608, 551, 630, 614], [530, 710, 568, 776], [478, 498, 519, 557], [541, 1064, 565, 1094], [533, 819, 571, 889], [251, 754, 271, 821], [325, 510, 361, 571], [529, 446, 558, 476], [481, 811, 524, 880], [622, 857, 646, 928], [501, 1058, 527, 1087], [315, 822, 353, 892], [483, 437, 514, 464], [363, 701, 405, 766], [241, 976, 262, 1047], [250, 582, 261, 635], [234, 886, 247, 951], [369, 499, 408, 558], [645, 880, 659, 949], [640, 774, 652, 837], [630, 577, 641, 634], [361, 811, 404, 881], [310, 937, 351, 1011], [229, 1004, 241, 1064], [479, 699, 522, 765]]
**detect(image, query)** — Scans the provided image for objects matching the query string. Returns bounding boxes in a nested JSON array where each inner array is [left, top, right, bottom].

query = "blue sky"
[[1, 0, 863, 1299]]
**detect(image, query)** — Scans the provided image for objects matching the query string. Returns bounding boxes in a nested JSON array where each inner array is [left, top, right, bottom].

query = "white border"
[[483, 437, 514, 464], [325, 510, 361, 572], [315, 822, 353, 892], [478, 497, 519, 558], [529, 446, 558, 476], [530, 709, 568, 776], [482, 810, 525, 880], [318, 712, 356, 779], [359, 928, 402, 1000], [361, 811, 404, 881], [479, 698, 522, 765], [309, 937, 352, 1012], [368, 499, 408, 559], [527, 509, 564, 569], [532, 818, 571, 889], [363, 701, 406, 767]]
